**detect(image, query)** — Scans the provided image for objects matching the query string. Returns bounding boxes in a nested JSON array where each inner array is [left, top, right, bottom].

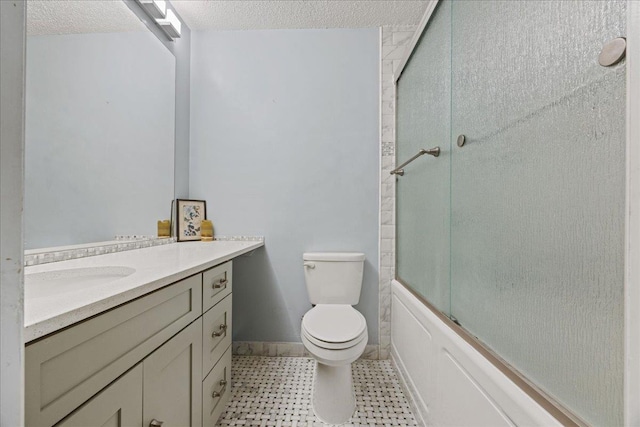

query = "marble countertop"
[[24, 240, 263, 342]]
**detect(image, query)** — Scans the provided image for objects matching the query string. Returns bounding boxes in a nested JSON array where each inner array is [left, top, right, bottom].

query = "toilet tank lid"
[[303, 252, 365, 262]]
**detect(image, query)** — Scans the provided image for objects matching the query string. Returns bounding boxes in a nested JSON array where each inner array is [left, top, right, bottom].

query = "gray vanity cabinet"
[[26, 260, 234, 427], [26, 274, 202, 427], [57, 318, 203, 427]]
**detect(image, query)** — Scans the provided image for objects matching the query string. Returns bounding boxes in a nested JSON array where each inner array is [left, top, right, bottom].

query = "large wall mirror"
[[25, 0, 176, 250]]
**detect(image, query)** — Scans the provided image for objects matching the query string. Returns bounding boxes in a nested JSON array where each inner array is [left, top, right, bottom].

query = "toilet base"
[[312, 362, 355, 425]]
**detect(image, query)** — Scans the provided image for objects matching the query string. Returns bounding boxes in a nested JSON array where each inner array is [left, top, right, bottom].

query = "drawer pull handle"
[[212, 324, 227, 337], [212, 379, 228, 398], [149, 419, 164, 427], [213, 278, 228, 289]]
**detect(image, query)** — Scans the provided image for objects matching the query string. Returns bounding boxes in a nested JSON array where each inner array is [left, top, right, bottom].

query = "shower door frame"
[[392, 1, 640, 425], [625, 2, 640, 425]]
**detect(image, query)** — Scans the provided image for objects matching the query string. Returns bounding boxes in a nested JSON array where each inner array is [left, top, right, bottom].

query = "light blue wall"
[[190, 29, 380, 343]]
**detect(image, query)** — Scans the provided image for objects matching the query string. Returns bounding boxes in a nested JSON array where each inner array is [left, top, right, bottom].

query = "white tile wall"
[[378, 25, 416, 360]]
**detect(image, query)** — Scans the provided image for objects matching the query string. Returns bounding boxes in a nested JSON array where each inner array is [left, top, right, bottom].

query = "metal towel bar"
[[390, 147, 440, 176]]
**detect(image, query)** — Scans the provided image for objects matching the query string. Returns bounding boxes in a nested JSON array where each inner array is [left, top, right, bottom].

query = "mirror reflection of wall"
[[24, 1, 176, 250]]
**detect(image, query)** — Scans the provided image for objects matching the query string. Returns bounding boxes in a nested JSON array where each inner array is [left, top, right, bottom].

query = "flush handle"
[[149, 420, 164, 427], [213, 278, 228, 289], [212, 379, 227, 398], [304, 262, 315, 269], [212, 324, 227, 337]]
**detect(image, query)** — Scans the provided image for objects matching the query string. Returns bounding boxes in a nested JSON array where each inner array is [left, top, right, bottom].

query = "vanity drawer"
[[202, 346, 232, 427], [25, 274, 203, 427], [202, 294, 232, 378], [202, 261, 232, 313]]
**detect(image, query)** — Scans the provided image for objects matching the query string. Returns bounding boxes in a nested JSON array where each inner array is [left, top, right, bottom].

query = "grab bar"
[[390, 147, 440, 176]]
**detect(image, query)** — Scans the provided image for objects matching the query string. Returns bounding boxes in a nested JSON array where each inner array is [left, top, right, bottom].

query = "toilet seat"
[[302, 326, 367, 350], [302, 304, 367, 349]]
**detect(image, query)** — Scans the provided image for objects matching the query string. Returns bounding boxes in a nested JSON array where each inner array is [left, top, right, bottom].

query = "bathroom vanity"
[[23, 240, 263, 427]]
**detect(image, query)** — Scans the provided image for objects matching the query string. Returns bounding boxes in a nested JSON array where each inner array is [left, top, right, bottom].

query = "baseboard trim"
[[232, 341, 380, 360]]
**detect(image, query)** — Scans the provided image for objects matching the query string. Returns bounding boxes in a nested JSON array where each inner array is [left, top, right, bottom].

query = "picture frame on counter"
[[175, 199, 207, 242]]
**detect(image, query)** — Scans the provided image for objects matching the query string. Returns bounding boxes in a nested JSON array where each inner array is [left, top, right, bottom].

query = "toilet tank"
[[303, 252, 365, 305]]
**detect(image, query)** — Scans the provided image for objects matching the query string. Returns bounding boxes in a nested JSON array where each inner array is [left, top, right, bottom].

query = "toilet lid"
[[302, 304, 366, 343]]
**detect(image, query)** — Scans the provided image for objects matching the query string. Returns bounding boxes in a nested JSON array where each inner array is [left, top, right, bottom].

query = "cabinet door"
[[57, 365, 142, 427], [143, 319, 203, 427]]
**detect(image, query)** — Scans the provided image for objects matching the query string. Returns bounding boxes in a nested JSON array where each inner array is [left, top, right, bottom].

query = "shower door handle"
[[390, 147, 440, 176]]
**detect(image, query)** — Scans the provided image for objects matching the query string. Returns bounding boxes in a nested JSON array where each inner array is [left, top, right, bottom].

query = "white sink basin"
[[25, 266, 136, 299]]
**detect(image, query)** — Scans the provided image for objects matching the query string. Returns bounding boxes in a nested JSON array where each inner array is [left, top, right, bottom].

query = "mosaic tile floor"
[[216, 356, 418, 427]]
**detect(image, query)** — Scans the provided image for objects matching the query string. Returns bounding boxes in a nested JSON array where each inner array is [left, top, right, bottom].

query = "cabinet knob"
[[212, 379, 228, 398], [212, 324, 228, 337], [149, 419, 164, 427], [212, 278, 228, 289]]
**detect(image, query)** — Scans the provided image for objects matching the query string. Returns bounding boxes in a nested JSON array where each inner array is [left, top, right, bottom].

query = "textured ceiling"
[[27, 1, 146, 36], [26, 0, 428, 36], [171, 0, 428, 30]]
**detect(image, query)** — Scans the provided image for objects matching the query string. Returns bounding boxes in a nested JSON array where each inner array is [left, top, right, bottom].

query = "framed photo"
[[175, 199, 207, 242]]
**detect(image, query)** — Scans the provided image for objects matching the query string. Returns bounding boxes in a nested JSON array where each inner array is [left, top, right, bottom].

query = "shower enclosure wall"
[[392, 1, 629, 426]]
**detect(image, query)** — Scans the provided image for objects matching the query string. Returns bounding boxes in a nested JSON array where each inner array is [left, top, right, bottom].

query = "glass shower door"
[[396, 0, 451, 314], [449, 1, 626, 425]]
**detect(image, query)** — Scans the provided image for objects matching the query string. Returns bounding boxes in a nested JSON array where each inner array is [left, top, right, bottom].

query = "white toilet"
[[301, 252, 368, 425]]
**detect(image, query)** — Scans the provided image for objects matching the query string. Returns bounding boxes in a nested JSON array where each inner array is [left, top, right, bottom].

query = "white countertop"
[[24, 240, 263, 342]]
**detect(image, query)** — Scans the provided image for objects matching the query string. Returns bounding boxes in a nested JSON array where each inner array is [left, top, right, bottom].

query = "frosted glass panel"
[[396, 0, 451, 314], [450, 1, 625, 426]]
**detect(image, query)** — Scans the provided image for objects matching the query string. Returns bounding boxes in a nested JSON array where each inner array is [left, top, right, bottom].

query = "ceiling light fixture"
[[156, 9, 182, 39], [138, 0, 166, 19]]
